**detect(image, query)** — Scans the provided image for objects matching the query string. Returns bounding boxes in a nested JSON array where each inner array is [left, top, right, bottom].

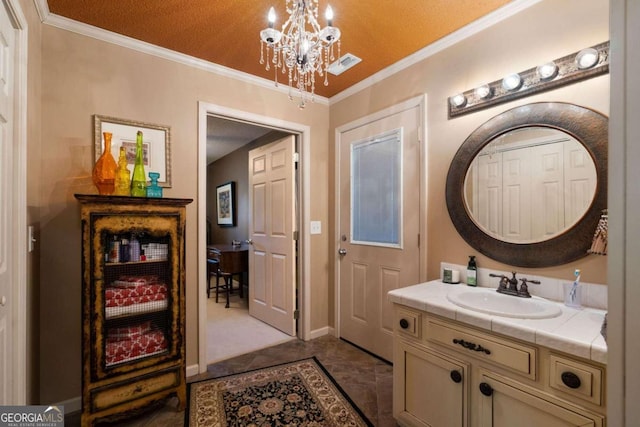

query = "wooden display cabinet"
[[75, 195, 192, 426]]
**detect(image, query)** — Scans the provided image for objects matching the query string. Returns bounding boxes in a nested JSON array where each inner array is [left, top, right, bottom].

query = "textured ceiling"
[[46, 0, 512, 98]]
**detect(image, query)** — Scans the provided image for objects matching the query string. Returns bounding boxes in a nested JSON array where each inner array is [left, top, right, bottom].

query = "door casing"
[[197, 102, 311, 375], [334, 94, 428, 340]]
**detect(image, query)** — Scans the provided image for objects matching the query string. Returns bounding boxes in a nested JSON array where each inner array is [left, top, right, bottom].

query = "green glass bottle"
[[130, 130, 147, 197]]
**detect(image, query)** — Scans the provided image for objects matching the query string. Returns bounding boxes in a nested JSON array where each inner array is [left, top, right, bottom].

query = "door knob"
[[338, 248, 347, 255], [0, 296, 6, 306], [246, 239, 253, 245]]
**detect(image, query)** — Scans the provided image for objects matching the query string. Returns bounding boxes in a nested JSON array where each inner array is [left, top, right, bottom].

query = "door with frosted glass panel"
[[338, 107, 421, 362]]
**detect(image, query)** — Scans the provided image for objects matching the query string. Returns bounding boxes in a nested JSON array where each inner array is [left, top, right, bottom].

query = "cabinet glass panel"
[[102, 231, 172, 368]]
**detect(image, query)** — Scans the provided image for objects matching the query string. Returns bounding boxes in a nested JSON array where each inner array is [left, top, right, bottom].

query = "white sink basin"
[[446, 287, 562, 319]]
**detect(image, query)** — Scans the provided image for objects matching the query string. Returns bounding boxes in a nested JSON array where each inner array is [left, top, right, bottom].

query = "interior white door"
[[338, 106, 421, 362], [0, 1, 17, 404], [248, 136, 297, 336]]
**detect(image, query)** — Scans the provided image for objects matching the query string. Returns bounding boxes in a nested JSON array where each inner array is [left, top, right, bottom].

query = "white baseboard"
[[307, 326, 335, 340], [56, 396, 81, 414], [186, 363, 200, 378]]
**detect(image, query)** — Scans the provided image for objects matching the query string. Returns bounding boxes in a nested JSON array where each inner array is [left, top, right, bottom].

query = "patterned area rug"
[[186, 357, 373, 426]]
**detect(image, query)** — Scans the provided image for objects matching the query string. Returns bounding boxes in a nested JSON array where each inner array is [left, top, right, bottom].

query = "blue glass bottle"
[[146, 172, 163, 198]]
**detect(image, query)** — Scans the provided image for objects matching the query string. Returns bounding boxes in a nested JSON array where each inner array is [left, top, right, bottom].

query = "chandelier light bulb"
[[325, 5, 334, 26], [267, 7, 276, 28]]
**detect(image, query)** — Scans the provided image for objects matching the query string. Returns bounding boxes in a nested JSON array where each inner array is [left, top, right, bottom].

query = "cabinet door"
[[394, 339, 468, 427], [478, 371, 604, 427], [91, 213, 183, 379]]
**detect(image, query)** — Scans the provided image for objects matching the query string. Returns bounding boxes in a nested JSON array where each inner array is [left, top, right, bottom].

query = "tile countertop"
[[388, 280, 607, 365]]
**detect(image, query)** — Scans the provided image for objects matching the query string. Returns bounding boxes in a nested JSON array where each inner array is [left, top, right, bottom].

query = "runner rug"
[[186, 357, 373, 426]]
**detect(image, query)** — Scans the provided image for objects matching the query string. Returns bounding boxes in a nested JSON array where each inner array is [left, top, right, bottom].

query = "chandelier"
[[259, 0, 341, 108]]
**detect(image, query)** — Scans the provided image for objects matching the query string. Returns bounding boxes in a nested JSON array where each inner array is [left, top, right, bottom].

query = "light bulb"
[[536, 62, 558, 80], [267, 7, 276, 28], [475, 84, 492, 99], [502, 73, 522, 91], [575, 48, 599, 69], [325, 5, 334, 26], [450, 94, 467, 108]]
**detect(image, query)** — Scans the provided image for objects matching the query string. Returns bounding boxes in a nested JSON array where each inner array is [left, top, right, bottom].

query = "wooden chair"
[[207, 247, 246, 308]]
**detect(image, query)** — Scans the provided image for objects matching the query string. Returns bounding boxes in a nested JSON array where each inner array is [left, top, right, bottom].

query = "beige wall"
[[33, 14, 329, 403], [330, 0, 609, 295]]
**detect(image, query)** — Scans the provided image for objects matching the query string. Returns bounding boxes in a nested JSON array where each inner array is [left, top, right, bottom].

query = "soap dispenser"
[[467, 255, 477, 286]]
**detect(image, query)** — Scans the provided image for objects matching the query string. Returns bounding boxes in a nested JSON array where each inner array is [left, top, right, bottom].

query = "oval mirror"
[[446, 102, 607, 268]]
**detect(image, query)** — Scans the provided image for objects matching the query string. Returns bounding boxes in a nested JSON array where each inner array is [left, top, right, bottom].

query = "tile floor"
[[66, 335, 397, 426]]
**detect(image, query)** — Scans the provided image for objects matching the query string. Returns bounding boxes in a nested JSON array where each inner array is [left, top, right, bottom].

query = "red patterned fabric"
[[112, 275, 161, 288], [105, 283, 167, 300], [105, 329, 168, 366], [107, 321, 152, 339], [105, 292, 167, 308]]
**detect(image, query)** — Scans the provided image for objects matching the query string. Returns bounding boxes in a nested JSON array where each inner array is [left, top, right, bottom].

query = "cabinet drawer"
[[91, 367, 181, 412], [395, 307, 421, 339], [425, 317, 536, 379], [549, 354, 603, 405]]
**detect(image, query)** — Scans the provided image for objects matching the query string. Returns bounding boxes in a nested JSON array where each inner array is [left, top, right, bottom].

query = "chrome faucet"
[[489, 272, 540, 298]]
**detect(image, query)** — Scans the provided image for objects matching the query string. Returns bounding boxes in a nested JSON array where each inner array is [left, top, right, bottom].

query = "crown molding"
[[328, 0, 543, 104], [36, 1, 330, 106]]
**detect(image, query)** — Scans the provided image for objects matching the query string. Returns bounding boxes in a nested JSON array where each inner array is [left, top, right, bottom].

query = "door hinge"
[[293, 230, 299, 241], [294, 310, 300, 320], [293, 152, 299, 163], [418, 233, 420, 247]]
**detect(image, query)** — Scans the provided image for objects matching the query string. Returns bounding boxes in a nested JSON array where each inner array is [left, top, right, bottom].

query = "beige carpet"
[[206, 289, 295, 364]]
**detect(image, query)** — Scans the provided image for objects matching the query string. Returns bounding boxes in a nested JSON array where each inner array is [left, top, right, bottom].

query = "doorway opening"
[[205, 117, 294, 363], [197, 102, 313, 374]]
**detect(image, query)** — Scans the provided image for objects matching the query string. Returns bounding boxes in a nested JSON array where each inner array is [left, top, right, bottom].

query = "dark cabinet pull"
[[452, 338, 491, 355], [561, 371, 582, 389], [399, 318, 410, 329], [479, 382, 493, 396], [450, 370, 462, 383]]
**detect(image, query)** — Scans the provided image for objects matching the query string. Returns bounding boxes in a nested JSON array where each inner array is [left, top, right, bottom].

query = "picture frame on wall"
[[94, 115, 172, 187], [216, 181, 236, 227]]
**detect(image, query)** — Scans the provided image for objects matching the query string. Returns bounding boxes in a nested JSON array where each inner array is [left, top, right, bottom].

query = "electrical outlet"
[[310, 221, 322, 235]]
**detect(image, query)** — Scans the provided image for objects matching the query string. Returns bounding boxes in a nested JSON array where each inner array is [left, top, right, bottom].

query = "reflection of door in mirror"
[[464, 127, 597, 244]]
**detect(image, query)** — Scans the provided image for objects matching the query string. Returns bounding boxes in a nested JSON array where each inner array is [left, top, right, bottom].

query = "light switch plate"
[[310, 221, 322, 235]]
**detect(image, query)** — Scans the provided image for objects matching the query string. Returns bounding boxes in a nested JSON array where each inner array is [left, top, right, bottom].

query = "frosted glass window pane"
[[352, 132, 401, 245]]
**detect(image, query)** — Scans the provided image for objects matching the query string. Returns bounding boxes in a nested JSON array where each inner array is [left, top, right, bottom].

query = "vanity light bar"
[[448, 41, 609, 119]]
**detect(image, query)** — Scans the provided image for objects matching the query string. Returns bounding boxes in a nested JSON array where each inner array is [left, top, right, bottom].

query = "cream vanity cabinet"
[[393, 305, 606, 427]]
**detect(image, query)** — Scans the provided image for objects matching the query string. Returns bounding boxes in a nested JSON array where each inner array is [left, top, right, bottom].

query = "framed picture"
[[216, 181, 236, 227], [94, 115, 172, 187]]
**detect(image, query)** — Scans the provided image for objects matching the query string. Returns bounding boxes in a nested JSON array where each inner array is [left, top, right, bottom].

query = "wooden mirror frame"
[[445, 102, 608, 268]]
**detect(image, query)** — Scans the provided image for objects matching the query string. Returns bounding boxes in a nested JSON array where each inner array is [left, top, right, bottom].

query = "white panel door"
[[502, 148, 532, 241], [564, 138, 597, 227], [531, 142, 564, 239], [0, 2, 16, 405], [338, 106, 421, 362], [248, 136, 297, 336], [476, 154, 503, 237]]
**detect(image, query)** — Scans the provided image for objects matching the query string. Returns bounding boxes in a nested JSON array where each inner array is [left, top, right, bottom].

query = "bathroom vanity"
[[390, 280, 606, 427]]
